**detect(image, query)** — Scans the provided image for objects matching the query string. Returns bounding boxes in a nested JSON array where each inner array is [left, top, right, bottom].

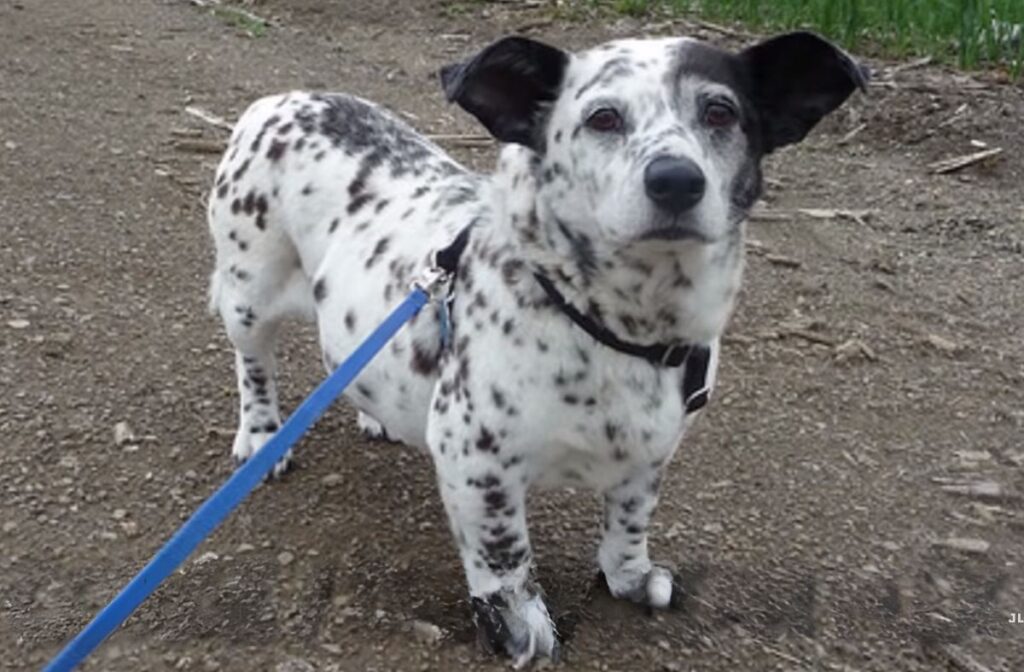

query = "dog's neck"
[[486, 147, 744, 346]]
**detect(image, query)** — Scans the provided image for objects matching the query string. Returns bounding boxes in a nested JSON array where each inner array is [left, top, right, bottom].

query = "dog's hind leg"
[[356, 411, 391, 441], [208, 187, 313, 477]]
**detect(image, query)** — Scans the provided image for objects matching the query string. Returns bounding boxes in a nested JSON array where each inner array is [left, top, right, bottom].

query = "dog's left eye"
[[585, 108, 624, 133], [703, 102, 738, 129]]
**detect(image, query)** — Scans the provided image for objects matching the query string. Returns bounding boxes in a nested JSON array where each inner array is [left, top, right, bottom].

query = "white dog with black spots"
[[207, 32, 866, 666]]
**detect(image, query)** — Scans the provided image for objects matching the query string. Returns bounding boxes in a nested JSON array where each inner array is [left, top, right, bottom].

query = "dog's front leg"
[[598, 467, 677, 608], [430, 431, 557, 666]]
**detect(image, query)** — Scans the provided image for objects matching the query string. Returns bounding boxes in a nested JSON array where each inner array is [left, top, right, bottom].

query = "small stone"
[[195, 551, 219, 565], [926, 334, 959, 353], [320, 643, 342, 656], [2, 521, 17, 533], [321, 473, 343, 487], [933, 537, 990, 554], [702, 522, 723, 534], [7, 319, 30, 329], [236, 543, 256, 553], [277, 551, 295, 566], [332, 594, 353, 608], [412, 619, 444, 646], [954, 450, 992, 464], [275, 660, 315, 672], [112, 508, 128, 520], [113, 421, 135, 447]]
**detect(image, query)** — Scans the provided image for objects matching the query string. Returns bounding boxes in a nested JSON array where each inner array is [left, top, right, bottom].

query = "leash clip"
[[410, 255, 451, 301]]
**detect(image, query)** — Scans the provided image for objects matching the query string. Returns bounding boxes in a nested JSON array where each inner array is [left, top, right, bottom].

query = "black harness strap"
[[533, 271, 712, 413], [434, 224, 473, 276], [432, 232, 712, 414]]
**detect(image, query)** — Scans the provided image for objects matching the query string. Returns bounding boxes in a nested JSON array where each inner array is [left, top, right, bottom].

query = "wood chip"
[[939, 644, 996, 672], [690, 18, 754, 40], [796, 208, 873, 226], [835, 338, 877, 362], [837, 122, 867, 146], [170, 127, 204, 138], [926, 333, 960, 353], [765, 254, 801, 269], [940, 480, 1005, 499], [184, 105, 234, 132], [928, 147, 1003, 174], [781, 328, 835, 347], [174, 139, 227, 154], [932, 537, 990, 554], [425, 133, 493, 147], [887, 55, 934, 76], [747, 208, 793, 222]]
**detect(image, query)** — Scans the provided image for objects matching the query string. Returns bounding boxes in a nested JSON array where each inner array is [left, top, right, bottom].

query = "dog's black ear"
[[440, 36, 569, 148], [740, 31, 868, 153]]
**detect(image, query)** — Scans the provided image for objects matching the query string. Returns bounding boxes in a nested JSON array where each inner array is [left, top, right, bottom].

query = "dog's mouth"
[[638, 225, 713, 244]]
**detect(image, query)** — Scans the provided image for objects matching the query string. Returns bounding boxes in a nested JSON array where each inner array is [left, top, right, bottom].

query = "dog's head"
[[441, 33, 867, 248]]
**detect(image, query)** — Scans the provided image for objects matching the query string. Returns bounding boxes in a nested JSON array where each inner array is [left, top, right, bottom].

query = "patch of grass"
[[211, 4, 268, 38], [594, 0, 1024, 76]]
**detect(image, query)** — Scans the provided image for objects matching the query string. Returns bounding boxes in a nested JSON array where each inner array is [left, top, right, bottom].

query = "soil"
[[2, 1, 1023, 671]]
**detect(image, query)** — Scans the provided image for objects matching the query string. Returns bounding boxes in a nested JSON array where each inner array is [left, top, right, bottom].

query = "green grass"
[[596, 0, 1024, 75], [211, 4, 268, 38]]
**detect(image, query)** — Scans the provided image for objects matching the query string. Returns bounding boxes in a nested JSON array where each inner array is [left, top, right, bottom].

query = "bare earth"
[[2, 1, 1023, 670]]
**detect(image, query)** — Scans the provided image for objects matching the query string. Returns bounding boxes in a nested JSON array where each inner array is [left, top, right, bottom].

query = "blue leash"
[[44, 287, 431, 672]]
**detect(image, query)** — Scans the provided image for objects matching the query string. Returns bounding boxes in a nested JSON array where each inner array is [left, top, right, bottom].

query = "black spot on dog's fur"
[[313, 278, 327, 302], [365, 236, 390, 269]]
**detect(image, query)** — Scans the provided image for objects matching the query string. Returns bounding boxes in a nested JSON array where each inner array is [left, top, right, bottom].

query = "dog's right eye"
[[585, 108, 624, 133]]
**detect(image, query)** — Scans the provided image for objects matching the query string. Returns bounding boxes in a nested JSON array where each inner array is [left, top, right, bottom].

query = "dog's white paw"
[[605, 565, 679, 609], [472, 590, 558, 668], [232, 424, 292, 479], [357, 411, 390, 441]]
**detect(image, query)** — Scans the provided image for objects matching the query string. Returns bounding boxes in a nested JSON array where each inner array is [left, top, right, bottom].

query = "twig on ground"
[[837, 122, 867, 146], [938, 645, 995, 672], [765, 254, 802, 269], [761, 645, 803, 666], [796, 208, 873, 226], [747, 208, 793, 223], [174, 139, 227, 154], [690, 18, 754, 40], [190, 0, 272, 28], [184, 106, 234, 132], [426, 133, 493, 147], [886, 55, 933, 76], [928, 147, 1003, 174], [781, 328, 836, 347]]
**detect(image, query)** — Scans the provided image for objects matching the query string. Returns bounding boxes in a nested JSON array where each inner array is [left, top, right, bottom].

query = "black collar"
[[533, 271, 695, 368]]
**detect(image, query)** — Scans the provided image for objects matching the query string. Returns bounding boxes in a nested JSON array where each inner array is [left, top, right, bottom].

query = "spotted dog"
[[208, 32, 865, 665]]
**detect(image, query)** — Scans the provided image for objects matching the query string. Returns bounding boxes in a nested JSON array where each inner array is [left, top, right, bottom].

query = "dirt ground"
[[2, 1, 1023, 670]]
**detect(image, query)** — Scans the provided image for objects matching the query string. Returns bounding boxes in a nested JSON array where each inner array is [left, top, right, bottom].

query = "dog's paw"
[[604, 565, 681, 610], [231, 426, 292, 479], [357, 411, 391, 441], [472, 590, 558, 668]]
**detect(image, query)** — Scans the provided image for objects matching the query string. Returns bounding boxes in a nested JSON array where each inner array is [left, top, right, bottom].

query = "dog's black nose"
[[644, 156, 706, 214]]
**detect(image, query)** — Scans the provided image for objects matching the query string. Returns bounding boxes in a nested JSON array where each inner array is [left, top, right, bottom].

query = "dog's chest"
[[448, 261, 693, 490]]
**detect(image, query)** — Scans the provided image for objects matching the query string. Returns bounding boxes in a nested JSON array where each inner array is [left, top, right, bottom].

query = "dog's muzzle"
[[644, 155, 705, 215], [641, 155, 709, 242]]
